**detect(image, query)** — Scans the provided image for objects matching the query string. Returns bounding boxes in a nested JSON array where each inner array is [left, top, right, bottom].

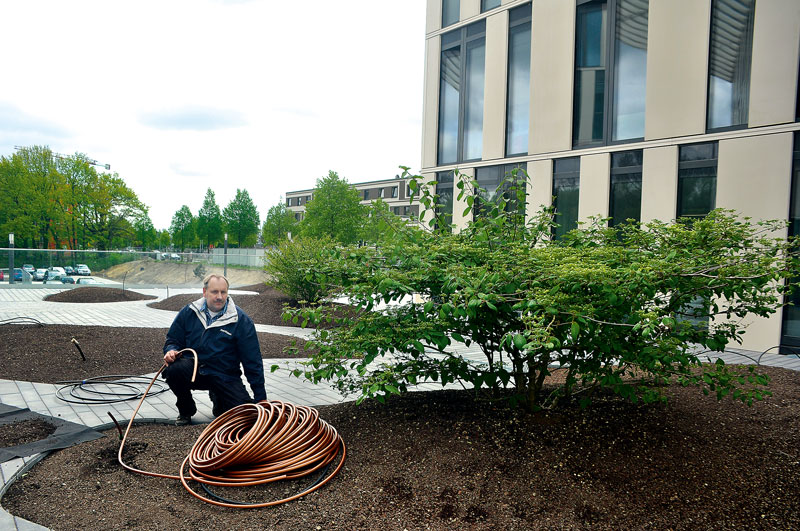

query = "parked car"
[[34, 268, 47, 281], [76, 264, 91, 276], [43, 276, 63, 284], [0, 269, 4, 281], [61, 276, 76, 284], [22, 264, 35, 276], [64, 266, 75, 275], [45, 267, 66, 281], [76, 277, 99, 284]]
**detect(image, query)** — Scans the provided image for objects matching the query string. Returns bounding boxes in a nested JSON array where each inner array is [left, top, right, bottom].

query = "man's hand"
[[164, 349, 180, 365]]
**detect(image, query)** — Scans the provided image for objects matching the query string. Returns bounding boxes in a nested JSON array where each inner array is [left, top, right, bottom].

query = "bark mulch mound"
[[0, 419, 56, 448], [43, 287, 156, 303], [0, 325, 310, 384], [149, 284, 355, 328], [2, 365, 799, 530]]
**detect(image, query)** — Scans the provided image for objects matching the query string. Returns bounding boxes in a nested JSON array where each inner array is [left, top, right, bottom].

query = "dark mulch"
[[44, 287, 156, 303], [149, 284, 356, 328], [0, 419, 56, 448], [3, 366, 799, 530], [0, 325, 310, 384]]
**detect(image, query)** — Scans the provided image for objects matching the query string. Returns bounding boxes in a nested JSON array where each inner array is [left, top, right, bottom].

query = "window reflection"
[[707, 0, 755, 130]]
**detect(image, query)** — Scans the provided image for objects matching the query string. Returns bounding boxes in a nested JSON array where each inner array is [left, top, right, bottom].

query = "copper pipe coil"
[[117, 348, 346, 508]]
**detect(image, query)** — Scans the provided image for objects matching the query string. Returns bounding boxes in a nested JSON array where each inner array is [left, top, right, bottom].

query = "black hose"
[[0, 316, 45, 326], [55, 375, 170, 404]]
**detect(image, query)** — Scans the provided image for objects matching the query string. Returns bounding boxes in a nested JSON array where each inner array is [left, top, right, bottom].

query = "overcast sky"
[[0, 0, 426, 230]]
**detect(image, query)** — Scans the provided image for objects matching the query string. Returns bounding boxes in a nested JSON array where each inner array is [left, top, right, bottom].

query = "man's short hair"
[[203, 273, 230, 289]]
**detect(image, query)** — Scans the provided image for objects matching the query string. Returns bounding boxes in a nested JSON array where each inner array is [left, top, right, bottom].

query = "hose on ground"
[[56, 375, 170, 404], [117, 348, 346, 508]]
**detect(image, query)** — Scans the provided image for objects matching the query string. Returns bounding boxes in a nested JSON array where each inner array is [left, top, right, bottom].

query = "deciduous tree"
[[197, 188, 224, 249], [300, 171, 365, 245], [261, 201, 297, 246], [222, 189, 260, 247]]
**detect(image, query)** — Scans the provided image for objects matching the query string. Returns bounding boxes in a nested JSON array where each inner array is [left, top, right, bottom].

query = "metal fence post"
[[8, 233, 14, 285]]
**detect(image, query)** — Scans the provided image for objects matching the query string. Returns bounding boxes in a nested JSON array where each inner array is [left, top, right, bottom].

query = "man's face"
[[203, 277, 228, 313]]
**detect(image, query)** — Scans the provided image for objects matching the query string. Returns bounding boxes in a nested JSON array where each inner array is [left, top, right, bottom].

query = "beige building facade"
[[422, 0, 800, 352], [286, 178, 423, 222]]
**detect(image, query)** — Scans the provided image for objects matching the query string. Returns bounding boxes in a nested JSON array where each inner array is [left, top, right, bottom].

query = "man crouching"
[[162, 273, 266, 425]]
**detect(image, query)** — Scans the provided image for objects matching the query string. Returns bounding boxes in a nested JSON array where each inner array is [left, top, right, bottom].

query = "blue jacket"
[[164, 296, 266, 401]]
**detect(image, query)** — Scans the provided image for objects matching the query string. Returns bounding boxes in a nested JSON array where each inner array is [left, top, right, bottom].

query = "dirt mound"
[[44, 287, 156, 303], [100, 259, 269, 288]]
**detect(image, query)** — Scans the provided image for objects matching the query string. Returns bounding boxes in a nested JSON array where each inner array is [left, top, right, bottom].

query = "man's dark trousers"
[[163, 355, 254, 417]]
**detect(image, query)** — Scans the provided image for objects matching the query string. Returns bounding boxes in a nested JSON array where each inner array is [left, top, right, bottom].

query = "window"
[[474, 163, 527, 220], [363, 189, 370, 200], [609, 150, 642, 226], [436, 171, 455, 231], [443, 0, 460, 28], [481, 0, 501, 12], [573, 0, 649, 147], [677, 142, 718, 219], [552, 157, 581, 239], [707, 0, 755, 131], [380, 188, 386, 199], [306, 195, 311, 203], [287, 198, 292, 207], [506, 4, 532, 156], [781, 134, 800, 350], [391, 186, 398, 198], [438, 20, 486, 164]]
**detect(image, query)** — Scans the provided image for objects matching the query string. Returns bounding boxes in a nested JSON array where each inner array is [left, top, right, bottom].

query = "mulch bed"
[[149, 284, 356, 328], [44, 287, 156, 303], [1, 285, 799, 528], [0, 325, 310, 385], [0, 419, 56, 448], [2, 366, 799, 530]]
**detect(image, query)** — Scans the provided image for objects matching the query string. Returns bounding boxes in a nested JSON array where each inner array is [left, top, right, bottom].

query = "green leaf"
[[571, 321, 580, 338], [270, 364, 279, 373], [513, 333, 527, 349]]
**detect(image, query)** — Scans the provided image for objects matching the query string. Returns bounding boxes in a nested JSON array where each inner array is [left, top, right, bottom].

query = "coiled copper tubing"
[[117, 348, 346, 507]]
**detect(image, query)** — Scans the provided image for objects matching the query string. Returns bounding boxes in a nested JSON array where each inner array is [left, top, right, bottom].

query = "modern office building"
[[286, 178, 423, 222], [421, 0, 800, 352]]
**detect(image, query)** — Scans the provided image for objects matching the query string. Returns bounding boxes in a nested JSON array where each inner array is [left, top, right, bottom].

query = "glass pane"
[[553, 178, 580, 239], [679, 142, 717, 162], [612, 0, 648, 141], [443, 0, 460, 28], [611, 149, 643, 168], [438, 47, 461, 165], [574, 69, 606, 144], [481, 0, 501, 12], [576, 3, 606, 68], [506, 21, 531, 156], [678, 167, 717, 218], [463, 39, 485, 161], [707, 0, 755, 129], [436, 184, 454, 231], [609, 173, 642, 226]]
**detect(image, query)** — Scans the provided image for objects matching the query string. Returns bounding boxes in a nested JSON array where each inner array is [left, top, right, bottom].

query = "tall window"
[[609, 150, 642, 226], [552, 157, 581, 239], [481, 0, 501, 12], [677, 142, 718, 219], [443, 0, 460, 28], [436, 171, 455, 231], [573, 0, 649, 147], [438, 21, 487, 165], [707, 0, 755, 131], [474, 163, 528, 220], [781, 134, 800, 350], [506, 4, 532, 156]]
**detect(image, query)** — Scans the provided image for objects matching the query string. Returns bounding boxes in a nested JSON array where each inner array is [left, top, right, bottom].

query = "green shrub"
[[264, 236, 338, 304]]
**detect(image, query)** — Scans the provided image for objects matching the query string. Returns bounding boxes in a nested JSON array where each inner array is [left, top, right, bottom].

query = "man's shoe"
[[175, 415, 192, 426]]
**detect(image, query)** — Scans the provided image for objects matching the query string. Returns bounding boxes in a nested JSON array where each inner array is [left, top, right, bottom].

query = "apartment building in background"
[[421, 0, 800, 352], [286, 177, 423, 222]]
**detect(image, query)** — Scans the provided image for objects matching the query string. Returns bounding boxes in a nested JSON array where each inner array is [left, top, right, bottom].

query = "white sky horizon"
[[0, 0, 426, 230]]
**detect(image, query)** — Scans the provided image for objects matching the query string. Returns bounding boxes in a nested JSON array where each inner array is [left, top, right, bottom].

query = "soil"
[[1, 287, 799, 529], [44, 287, 156, 303], [0, 419, 56, 448]]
